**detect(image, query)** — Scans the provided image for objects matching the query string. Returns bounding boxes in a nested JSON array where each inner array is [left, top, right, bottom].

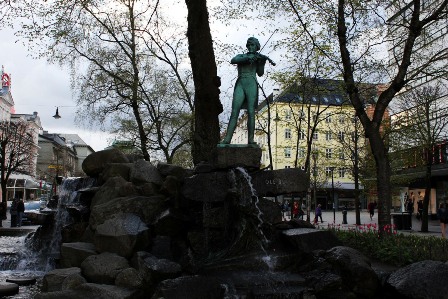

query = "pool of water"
[[0, 271, 44, 298]]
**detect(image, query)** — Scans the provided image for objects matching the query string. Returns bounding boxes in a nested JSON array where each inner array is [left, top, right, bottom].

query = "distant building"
[[228, 78, 385, 209], [0, 66, 14, 121], [37, 131, 94, 181]]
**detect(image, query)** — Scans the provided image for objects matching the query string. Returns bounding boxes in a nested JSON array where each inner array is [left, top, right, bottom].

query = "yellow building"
[[232, 79, 373, 209]]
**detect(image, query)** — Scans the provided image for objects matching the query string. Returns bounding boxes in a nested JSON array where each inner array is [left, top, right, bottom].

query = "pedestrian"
[[417, 199, 423, 220], [10, 198, 19, 227], [292, 201, 300, 219], [437, 202, 448, 238], [314, 204, 323, 224], [17, 198, 25, 227], [300, 202, 306, 220], [368, 201, 375, 220]]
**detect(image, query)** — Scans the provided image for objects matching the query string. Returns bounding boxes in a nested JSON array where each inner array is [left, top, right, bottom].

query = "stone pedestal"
[[213, 145, 262, 169], [252, 168, 310, 196]]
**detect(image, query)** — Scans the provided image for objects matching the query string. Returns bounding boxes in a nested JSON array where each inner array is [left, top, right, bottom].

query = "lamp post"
[[273, 112, 280, 170], [329, 167, 336, 223], [312, 151, 318, 217]]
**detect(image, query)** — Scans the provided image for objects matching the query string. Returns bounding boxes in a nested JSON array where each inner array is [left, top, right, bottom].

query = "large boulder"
[[80, 252, 129, 284], [281, 228, 342, 253], [94, 213, 151, 258], [324, 246, 379, 298], [42, 267, 82, 292], [99, 163, 133, 183], [132, 251, 182, 286], [82, 149, 129, 177], [90, 176, 138, 208], [129, 159, 163, 185], [35, 283, 140, 299], [150, 275, 224, 299], [89, 195, 167, 230], [386, 260, 448, 299], [60, 242, 97, 268], [156, 162, 188, 180]]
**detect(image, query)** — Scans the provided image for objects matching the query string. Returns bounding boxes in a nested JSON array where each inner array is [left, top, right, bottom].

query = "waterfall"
[[235, 167, 275, 271], [44, 177, 95, 270]]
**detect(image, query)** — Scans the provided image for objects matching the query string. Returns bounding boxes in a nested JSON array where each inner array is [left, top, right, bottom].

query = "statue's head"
[[246, 37, 260, 52]]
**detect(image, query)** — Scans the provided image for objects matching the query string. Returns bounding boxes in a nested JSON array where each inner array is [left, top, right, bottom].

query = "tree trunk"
[[370, 132, 392, 232], [185, 0, 222, 165], [421, 163, 432, 232]]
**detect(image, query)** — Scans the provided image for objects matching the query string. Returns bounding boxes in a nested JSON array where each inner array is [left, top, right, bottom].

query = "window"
[[339, 168, 346, 178], [300, 166, 306, 171], [313, 132, 318, 140], [298, 148, 305, 158], [338, 131, 345, 141], [339, 150, 345, 160], [285, 128, 291, 139], [326, 113, 332, 123], [284, 147, 291, 158], [285, 165, 291, 169], [325, 167, 333, 177], [299, 130, 305, 140], [351, 131, 356, 142], [326, 148, 332, 158], [326, 131, 332, 141], [339, 115, 345, 124], [285, 110, 292, 120], [299, 110, 305, 120]]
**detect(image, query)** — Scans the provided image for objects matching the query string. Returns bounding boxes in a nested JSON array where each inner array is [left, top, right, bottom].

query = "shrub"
[[321, 223, 448, 267]]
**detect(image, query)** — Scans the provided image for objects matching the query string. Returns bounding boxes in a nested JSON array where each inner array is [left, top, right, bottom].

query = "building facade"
[[232, 79, 375, 210]]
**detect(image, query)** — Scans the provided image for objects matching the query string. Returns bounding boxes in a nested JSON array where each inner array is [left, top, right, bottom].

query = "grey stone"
[[130, 159, 163, 185], [282, 228, 342, 253], [251, 168, 309, 196], [115, 267, 143, 289], [132, 251, 182, 285], [150, 275, 224, 299], [61, 274, 87, 290], [94, 213, 150, 258], [156, 162, 187, 180], [91, 176, 138, 208], [89, 195, 166, 230], [182, 172, 231, 202], [324, 246, 378, 298], [99, 163, 133, 182], [213, 146, 262, 169], [387, 260, 448, 299], [42, 267, 82, 292], [35, 283, 140, 299], [60, 242, 97, 268], [82, 149, 129, 177], [80, 252, 129, 284]]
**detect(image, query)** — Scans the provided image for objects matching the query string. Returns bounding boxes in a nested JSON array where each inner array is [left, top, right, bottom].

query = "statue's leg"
[[221, 85, 245, 144], [246, 83, 258, 144]]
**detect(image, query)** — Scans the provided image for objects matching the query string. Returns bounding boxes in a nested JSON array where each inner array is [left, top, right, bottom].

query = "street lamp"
[[273, 112, 280, 170], [329, 167, 336, 223]]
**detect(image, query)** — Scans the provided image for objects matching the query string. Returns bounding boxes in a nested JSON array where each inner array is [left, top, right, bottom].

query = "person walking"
[[17, 198, 25, 227], [292, 201, 300, 219], [437, 202, 448, 238], [314, 204, 323, 224], [10, 198, 19, 227], [368, 201, 376, 220]]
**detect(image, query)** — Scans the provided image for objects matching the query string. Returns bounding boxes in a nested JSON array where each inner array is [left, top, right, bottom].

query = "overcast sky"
[[1, 3, 280, 152]]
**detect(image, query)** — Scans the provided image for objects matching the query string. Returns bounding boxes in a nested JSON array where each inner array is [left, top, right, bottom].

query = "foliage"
[[15, 0, 194, 163], [324, 223, 448, 267]]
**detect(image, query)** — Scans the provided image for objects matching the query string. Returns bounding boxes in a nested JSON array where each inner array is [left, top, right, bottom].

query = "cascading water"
[[0, 176, 95, 298], [44, 177, 95, 270], [235, 167, 275, 271]]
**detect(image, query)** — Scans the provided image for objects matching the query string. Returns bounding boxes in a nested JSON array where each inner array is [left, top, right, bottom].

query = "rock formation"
[[34, 148, 448, 299]]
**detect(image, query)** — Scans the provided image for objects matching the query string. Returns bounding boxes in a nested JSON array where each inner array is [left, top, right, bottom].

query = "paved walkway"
[[289, 209, 444, 238]]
